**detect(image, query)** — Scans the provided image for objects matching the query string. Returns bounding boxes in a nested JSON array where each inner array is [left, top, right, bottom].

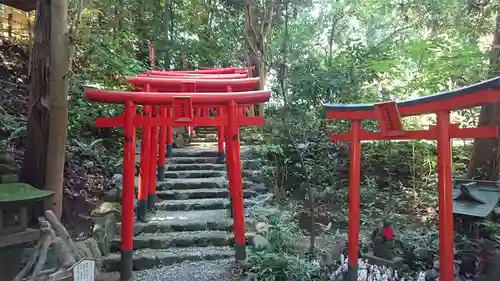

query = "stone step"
[[172, 148, 220, 158], [184, 142, 219, 148], [155, 198, 257, 211], [172, 147, 253, 158], [167, 159, 259, 170], [192, 133, 217, 139], [167, 163, 226, 171], [102, 247, 238, 271], [118, 210, 234, 233], [158, 177, 226, 190], [118, 213, 255, 234], [164, 170, 226, 179], [168, 157, 219, 164], [111, 231, 255, 251], [190, 137, 219, 143], [157, 178, 258, 191], [196, 126, 218, 132], [156, 188, 258, 200]]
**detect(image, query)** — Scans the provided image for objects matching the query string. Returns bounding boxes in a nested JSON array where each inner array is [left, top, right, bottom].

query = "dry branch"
[[12, 210, 93, 281]]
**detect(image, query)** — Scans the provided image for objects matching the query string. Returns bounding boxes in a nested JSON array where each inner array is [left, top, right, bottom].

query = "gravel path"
[[133, 259, 240, 281]]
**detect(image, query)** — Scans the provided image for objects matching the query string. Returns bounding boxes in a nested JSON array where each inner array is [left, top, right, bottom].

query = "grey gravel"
[[133, 259, 240, 281]]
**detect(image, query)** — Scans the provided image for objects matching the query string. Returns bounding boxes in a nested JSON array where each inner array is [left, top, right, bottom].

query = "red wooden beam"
[[138, 73, 249, 79], [147, 67, 237, 75], [199, 66, 252, 71], [326, 89, 500, 119], [126, 76, 259, 89], [330, 126, 498, 141], [95, 115, 264, 128], [84, 89, 271, 105]]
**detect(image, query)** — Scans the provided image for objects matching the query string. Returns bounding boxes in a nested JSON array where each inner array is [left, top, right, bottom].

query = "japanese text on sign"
[[173, 97, 193, 122], [72, 259, 95, 281]]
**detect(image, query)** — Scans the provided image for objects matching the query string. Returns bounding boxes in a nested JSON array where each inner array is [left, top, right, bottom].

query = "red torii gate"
[[324, 77, 500, 281], [126, 76, 260, 164], [85, 88, 271, 281]]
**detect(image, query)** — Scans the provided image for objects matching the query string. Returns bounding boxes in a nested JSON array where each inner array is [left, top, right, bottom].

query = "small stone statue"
[[476, 240, 500, 281], [371, 219, 396, 260]]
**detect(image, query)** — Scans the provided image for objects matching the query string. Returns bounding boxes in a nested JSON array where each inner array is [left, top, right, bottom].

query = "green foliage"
[[243, 210, 320, 281], [244, 252, 319, 281]]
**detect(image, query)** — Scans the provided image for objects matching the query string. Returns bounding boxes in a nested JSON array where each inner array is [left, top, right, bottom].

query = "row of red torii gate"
[[84, 60, 500, 281]]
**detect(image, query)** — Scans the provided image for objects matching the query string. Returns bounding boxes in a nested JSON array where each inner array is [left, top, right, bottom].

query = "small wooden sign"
[[374, 101, 403, 136], [69, 258, 96, 281], [173, 97, 193, 122]]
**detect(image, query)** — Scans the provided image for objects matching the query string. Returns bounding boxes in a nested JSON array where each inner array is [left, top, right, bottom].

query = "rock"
[[255, 222, 268, 234], [256, 193, 273, 205], [414, 247, 433, 261], [424, 268, 438, 280], [320, 251, 334, 267], [107, 174, 123, 190], [0, 153, 15, 165], [105, 174, 140, 192], [91, 202, 122, 219], [252, 234, 269, 250], [74, 239, 101, 278], [175, 135, 185, 148], [84, 238, 103, 264], [75, 240, 93, 260], [0, 174, 18, 183], [249, 183, 268, 193], [328, 237, 346, 261], [0, 163, 17, 174], [102, 189, 120, 202], [92, 213, 117, 256]]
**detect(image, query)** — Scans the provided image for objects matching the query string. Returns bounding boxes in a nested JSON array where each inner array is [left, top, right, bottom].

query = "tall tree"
[[468, 10, 500, 181], [244, 0, 280, 116], [164, 0, 170, 68], [44, 0, 70, 219], [21, 0, 51, 193]]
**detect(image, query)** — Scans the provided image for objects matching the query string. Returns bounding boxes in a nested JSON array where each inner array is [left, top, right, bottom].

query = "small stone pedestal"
[[365, 251, 404, 269]]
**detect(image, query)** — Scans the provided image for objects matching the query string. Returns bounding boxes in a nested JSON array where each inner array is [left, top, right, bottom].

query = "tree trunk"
[[136, 0, 148, 61], [164, 0, 170, 69], [467, 13, 500, 180], [21, 0, 51, 192], [45, 0, 69, 220]]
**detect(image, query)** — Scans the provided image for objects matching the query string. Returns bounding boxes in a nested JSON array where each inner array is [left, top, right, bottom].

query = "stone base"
[[365, 251, 403, 269]]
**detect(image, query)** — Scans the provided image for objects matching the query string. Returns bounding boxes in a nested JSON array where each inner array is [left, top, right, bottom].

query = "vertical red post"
[[138, 105, 151, 222], [148, 106, 159, 211], [158, 106, 167, 181], [225, 100, 246, 260], [347, 120, 361, 281], [436, 111, 454, 281], [166, 107, 173, 158], [121, 100, 136, 281], [216, 106, 225, 164]]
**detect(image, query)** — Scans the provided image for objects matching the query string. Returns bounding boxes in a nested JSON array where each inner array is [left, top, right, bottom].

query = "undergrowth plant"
[[243, 210, 321, 281]]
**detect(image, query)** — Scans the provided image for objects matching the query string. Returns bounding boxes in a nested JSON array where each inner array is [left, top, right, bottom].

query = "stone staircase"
[[102, 126, 266, 272]]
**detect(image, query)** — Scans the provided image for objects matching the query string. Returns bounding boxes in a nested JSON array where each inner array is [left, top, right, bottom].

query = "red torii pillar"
[[324, 77, 500, 281], [84, 89, 271, 281]]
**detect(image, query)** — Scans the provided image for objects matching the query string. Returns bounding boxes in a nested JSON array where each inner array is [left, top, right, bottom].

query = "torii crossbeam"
[[324, 77, 500, 281]]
